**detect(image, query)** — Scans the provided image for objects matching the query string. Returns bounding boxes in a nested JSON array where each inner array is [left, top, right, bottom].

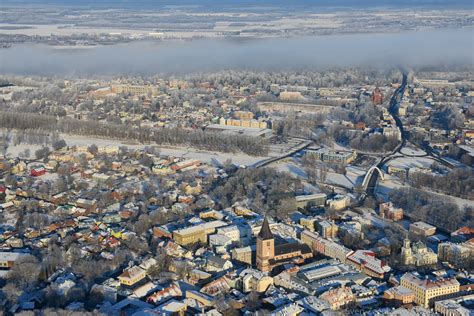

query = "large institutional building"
[[172, 220, 227, 246], [256, 217, 312, 272], [400, 273, 460, 308]]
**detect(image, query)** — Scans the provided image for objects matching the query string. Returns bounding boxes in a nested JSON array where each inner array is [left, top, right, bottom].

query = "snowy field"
[[387, 156, 436, 169], [4, 134, 268, 167], [400, 145, 426, 156], [272, 157, 367, 190]]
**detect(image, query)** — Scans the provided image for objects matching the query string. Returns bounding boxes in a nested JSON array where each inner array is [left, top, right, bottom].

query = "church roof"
[[274, 243, 311, 256], [258, 216, 274, 240]]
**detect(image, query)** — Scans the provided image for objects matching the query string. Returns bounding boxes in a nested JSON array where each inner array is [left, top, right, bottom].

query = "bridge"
[[361, 166, 385, 192]]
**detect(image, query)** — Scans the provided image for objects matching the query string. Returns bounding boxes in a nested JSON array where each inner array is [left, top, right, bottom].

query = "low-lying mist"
[[1, 28, 472, 76]]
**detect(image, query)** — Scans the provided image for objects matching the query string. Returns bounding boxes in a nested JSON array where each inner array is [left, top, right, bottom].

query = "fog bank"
[[1, 29, 472, 76]]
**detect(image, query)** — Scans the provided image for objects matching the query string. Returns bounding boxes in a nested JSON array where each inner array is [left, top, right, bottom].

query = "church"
[[256, 216, 313, 272]]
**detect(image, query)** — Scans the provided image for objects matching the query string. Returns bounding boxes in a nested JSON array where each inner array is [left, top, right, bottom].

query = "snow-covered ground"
[[387, 156, 436, 169], [4, 134, 268, 167], [5, 144, 43, 159], [400, 146, 426, 156], [272, 158, 367, 190]]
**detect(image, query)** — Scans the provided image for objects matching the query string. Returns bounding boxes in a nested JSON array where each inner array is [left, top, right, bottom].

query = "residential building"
[[240, 268, 274, 293], [118, 266, 146, 287], [371, 87, 384, 105], [438, 242, 474, 268], [379, 202, 403, 221], [154, 300, 187, 316], [317, 220, 338, 239], [300, 230, 351, 263], [383, 127, 402, 140], [147, 283, 182, 305], [327, 195, 351, 211], [0, 252, 26, 269], [232, 246, 254, 265], [234, 111, 254, 120], [216, 225, 241, 243], [319, 287, 355, 310], [300, 217, 318, 231], [435, 296, 473, 316], [383, 286, 415, 306], [346, 250, 391, 279], [410, 221, 436, 237], [451, 227, 474, 243], [270, 303, 304, 316]]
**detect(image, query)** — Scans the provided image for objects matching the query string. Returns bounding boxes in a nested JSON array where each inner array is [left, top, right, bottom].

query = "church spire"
[[258, 215, 273, 240]]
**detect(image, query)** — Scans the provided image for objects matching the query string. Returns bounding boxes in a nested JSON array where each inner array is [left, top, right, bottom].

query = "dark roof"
[[274, 242, 308, 256], [207, 255, 228, 268], [258, 216, 274, 240]]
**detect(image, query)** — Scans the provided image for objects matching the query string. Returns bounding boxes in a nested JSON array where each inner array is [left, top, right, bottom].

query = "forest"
[[389, 187, 473, 232], [209, 167, 304, 220]]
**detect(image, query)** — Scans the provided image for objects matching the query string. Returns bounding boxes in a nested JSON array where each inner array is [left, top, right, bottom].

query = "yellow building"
[[400, 273, 460, 308], [235, 111, 254, 120], [184, 184, 202, 195], [172, 221, 227, 246], [317, 220, 338, 239], [241, 269, 273, 293], [300, 218, 318, 231], [118, 266, 146, 286], [219, 117, 269, 129], [327, 195, 351, 211], [383, 286, 414, 305], [398, 106, 408, 116], [111, 84, 159, 96], [280, 90, 304, 101]]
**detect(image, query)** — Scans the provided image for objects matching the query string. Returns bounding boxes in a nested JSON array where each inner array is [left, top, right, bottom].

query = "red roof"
[[452, 226, 474, 236]]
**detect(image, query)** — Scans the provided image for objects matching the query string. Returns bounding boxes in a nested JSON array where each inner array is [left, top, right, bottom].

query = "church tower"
[[401, 238, 413, 265], [256, 216, 275, 272]]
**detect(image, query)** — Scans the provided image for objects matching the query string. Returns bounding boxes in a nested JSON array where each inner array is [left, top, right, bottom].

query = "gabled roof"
[[258, 216, 274, 240]]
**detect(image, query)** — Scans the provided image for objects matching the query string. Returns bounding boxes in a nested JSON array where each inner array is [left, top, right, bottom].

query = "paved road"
[[253, 139, 312, 168], [365, 72, 457, 197], [366, 74, 408, 196]]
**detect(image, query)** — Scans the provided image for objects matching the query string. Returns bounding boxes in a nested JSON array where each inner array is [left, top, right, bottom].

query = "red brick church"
[[256, 216, 312, 272]]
